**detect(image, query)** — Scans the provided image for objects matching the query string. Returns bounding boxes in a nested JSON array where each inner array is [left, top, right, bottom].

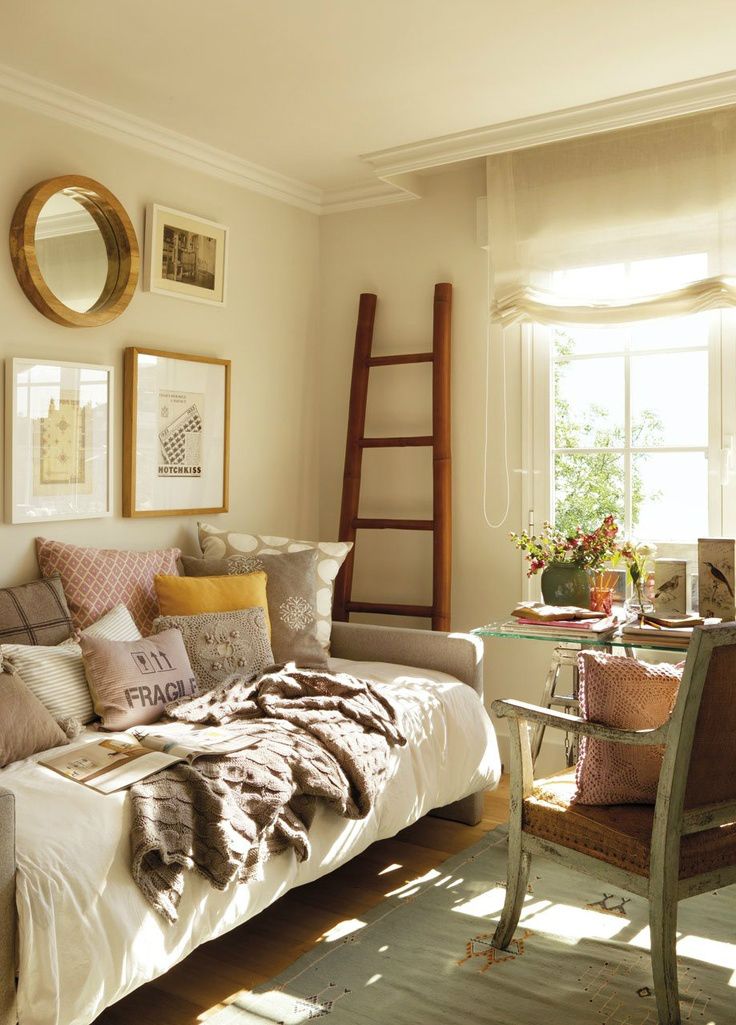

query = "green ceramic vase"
[[541, 563, 591, 608]]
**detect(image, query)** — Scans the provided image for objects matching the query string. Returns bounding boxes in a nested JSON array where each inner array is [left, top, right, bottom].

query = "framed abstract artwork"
[[143, 204, 228, 306], [5, 357, 114, 523], [123, 347, 230, 517]]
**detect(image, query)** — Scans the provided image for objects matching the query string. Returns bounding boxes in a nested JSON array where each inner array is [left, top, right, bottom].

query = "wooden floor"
[[97, 778, 509, 1025]]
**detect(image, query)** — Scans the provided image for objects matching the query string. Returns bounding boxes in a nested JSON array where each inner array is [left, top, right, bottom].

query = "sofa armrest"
[[0, 788, 16, 1025], [330, 621, 484, 698]]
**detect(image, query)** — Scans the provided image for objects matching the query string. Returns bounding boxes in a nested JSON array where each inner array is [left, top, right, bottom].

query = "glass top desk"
[[472, 620, 687, 765]]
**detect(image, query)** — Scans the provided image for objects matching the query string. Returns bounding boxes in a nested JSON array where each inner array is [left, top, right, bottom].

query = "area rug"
[[209, 826, 736, 1024]]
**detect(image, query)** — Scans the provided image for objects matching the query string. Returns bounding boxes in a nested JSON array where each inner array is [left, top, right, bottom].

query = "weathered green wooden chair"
[[492, 622, 736, 1025]]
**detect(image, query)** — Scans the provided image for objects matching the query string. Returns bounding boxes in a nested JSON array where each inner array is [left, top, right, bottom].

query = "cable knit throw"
[[130, 665, 406, 922]]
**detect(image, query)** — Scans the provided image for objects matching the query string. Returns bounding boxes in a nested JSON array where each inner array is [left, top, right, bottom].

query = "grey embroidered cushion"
[[153, 607, 274, 691], [181, 549, 327, 667], [0, 669, 68, 768], [80, 629, 198, 730], [0, 573, 74, 646], [197, 524, 352, 653]]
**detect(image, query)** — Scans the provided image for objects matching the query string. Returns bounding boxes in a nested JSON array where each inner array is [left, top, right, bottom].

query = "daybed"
[[0, 620, 500, 1025]]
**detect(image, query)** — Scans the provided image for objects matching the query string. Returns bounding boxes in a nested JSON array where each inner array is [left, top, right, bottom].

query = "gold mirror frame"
[[9, 174, 139, 328]]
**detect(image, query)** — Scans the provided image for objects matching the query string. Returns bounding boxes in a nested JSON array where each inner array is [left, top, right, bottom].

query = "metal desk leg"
[[532, 643, 583, 768]]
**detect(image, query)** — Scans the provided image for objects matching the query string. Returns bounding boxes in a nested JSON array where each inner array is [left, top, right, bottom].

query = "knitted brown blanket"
[[129, 666, 406, 922]]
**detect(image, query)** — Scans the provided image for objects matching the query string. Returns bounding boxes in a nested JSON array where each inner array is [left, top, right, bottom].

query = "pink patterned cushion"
[[36, 538, 181, 635], [574, 651, 682, 806]]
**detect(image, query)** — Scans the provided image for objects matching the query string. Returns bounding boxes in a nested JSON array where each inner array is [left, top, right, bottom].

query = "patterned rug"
[[207, 826, 736, 1024]]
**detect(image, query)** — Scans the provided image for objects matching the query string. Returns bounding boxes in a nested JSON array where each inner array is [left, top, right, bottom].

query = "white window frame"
[[521, 311, 736, 601]]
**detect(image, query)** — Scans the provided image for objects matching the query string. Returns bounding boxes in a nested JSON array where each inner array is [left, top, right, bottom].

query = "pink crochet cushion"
[[36, 538, 181, 636], [574, 651, 682, 806]]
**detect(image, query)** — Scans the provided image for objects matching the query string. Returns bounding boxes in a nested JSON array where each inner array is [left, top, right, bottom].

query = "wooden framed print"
[[144, 204, 228, 306], [123, 347, 230, 517], [5, 357, 114, 523]]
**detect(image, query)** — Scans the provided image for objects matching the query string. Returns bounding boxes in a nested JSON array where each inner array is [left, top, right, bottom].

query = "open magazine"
[[40, 723, 257, 794]]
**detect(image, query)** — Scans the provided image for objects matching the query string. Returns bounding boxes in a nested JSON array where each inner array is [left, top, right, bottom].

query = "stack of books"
[[498, 602, 618, 641], [620, 614, 720, 647]]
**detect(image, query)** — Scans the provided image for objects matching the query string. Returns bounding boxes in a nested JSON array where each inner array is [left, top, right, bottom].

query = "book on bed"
[[40, 724, 259, 794]]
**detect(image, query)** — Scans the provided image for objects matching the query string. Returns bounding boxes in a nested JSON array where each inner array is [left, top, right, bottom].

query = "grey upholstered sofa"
[[0, 621, 489, 1025]]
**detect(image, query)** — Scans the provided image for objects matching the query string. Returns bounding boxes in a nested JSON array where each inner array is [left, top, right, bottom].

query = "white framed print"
[[144, 204, 228, 306], [123, 347, 230, 517], [5, 357, 114, 523]]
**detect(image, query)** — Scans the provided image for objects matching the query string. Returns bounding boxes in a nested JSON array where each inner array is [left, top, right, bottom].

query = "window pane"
[[554, 452, 625, 534], [630, 351, 708, 448], [632, 452, 708, 541], [554, 356, 624, 448], [629, 311, 711, 351], [553, 324, 627, 357]]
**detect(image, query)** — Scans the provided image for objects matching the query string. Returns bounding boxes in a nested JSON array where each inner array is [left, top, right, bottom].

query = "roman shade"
[[486, 106, 736, 326]]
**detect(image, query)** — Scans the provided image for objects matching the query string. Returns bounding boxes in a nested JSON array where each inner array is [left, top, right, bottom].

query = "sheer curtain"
[[486, 106, 736, 326]]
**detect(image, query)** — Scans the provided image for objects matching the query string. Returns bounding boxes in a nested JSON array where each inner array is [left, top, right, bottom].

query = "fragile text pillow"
[[80, 628, 198, 730]]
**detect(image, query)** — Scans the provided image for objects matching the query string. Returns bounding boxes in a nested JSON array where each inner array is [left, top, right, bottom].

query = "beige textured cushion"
[[181, 550, 327, 667], [574, 651, 681, 805], [153, 607, 274, 691], [198, 523, 352, 653], [80, 629, 198, 730], [0, 669, 68, 767]]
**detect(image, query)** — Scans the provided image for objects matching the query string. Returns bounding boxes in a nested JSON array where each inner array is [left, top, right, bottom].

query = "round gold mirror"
[[9, 175, 139, 327]]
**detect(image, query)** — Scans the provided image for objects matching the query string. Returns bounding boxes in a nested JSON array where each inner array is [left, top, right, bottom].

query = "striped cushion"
[[2, 604, 142, 723]]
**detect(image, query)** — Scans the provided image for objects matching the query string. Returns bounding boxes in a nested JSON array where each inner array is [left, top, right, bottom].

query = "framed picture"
[[123, 347, 230, 517], [143, 204, 228, 306], [5, 357, 114, 523]]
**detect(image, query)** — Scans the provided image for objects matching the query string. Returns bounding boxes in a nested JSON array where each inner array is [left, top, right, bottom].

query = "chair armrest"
[[330, 621, 484, 698], [0, 788, 16, 1025], [492, 698, 669, 746]]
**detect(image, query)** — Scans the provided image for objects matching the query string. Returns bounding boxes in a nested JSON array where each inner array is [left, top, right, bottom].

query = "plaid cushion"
[[0, 573, 74, 646]]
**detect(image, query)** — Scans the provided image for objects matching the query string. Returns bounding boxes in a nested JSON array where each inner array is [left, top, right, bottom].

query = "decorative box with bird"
[[654, 558, 687, 615], [698, 538, 736, 621]]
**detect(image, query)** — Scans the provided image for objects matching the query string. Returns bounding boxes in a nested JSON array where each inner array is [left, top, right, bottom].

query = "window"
[[523, 254, 736, 592]]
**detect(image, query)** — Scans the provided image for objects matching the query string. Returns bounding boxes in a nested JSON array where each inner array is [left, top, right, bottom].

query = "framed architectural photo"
[[144, 204, 228, 306], [123, 347, 230, 517], [5, 357, 114, 523]]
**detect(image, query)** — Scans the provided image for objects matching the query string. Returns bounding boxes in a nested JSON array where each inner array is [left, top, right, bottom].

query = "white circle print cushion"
[[317, 558, 340, 583], [315, 587, 333, 617]]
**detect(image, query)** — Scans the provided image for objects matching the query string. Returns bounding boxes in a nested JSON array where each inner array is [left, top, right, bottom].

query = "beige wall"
[[0, 101, 320, 584], [319, 162, 564, 770]]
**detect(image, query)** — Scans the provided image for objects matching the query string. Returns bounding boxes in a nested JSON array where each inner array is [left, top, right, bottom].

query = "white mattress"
[[2, 659, 500, 1025]]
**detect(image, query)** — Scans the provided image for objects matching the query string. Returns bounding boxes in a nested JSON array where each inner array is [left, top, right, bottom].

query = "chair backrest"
[[658, 624, 736, 814], [683, 630, 736, 808]]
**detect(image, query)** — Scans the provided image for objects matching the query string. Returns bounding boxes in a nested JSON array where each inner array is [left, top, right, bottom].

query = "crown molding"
[[3, 62, 736, 216], [360, 68, 736, 179], [0, 63, 324, 213]]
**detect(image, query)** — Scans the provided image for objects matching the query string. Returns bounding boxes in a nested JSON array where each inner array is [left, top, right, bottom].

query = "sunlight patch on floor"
[[520, 901, 630, 943], [385, 868, 441, 898], [365, 974, 382, 986], [321, 918, 367, 943], [378, 862, 402, 876], [450, 885, 508, 918]]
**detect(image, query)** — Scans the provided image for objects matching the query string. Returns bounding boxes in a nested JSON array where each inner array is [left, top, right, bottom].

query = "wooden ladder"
[[333, 282, 452, 631]]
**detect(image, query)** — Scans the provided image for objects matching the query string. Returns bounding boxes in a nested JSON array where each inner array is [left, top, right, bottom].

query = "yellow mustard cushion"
[[154, 572, 271, 635]]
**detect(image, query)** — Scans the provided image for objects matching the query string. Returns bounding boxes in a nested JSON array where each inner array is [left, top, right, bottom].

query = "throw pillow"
[[35, 538, 181, 634], [154, 572, 270, 632], [1, 604, 143, 723], [181, 550, 327, 667], [0, 669, 69, 767], [198, 523, 352, 651], [153, 607, 273, 691], [0, 573, 74, 645], [80, 629, 198, 731], [574, 651, 682, 806]]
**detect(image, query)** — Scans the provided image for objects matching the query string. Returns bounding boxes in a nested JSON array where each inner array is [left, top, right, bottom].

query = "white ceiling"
[[3, 0, 736, 199]]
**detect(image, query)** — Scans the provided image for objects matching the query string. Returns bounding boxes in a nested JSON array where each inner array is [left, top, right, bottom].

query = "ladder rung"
[[360, 436, 433, 448], [353, 518, 434, 531], [346, 601, 434, 618], [367, 352, 434, 367]]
